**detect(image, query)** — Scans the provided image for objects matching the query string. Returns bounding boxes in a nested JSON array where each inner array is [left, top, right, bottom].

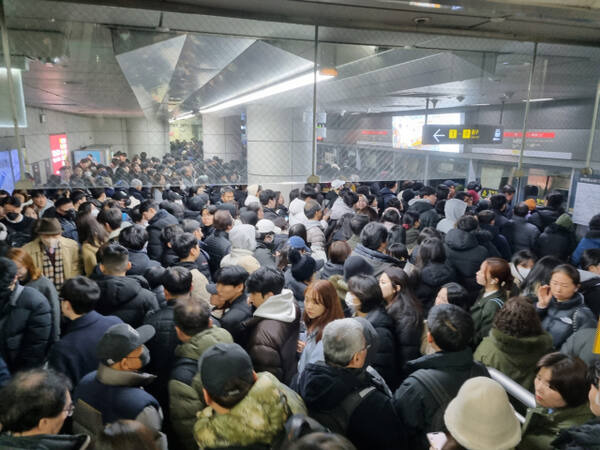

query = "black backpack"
[[412, 362, 488, 433]]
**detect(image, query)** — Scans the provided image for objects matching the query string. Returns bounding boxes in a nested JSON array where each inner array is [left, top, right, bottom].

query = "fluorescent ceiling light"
[[200, 71, 336, 114], [472, 103, 491, 106], [523, 98, 554, 102]]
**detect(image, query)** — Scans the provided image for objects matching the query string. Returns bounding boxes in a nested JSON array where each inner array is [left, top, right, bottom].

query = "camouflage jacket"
[[193, 372, 307, 449]]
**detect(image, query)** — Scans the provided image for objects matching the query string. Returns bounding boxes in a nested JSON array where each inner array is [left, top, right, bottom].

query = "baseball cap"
[[256, 219, 281, 235], [288, 236, 310, 252], [331, 179, 345, 190], [199, 343, 254, 398], [97, 323, 155, 366]]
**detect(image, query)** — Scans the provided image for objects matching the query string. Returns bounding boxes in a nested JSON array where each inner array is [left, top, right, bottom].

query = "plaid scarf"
[[40, 240, 65, 291]]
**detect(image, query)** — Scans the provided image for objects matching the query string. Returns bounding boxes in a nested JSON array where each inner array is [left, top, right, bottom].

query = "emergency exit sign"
[[422, 125, 503, 145]]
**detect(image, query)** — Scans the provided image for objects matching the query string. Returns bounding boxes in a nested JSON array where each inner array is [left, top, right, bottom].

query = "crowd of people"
[[0, 149, 600, 450]]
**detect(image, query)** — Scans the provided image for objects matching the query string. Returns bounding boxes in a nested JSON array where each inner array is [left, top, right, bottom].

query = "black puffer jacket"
[[528, 206, 564, 232], [365, 307, 398, 389], [535, 223, 577, 261], [537, 293, 597, 348], [407, 200, 441, 229], [91, 273, 159, 327], [387, 301, 423, 377], [414, 262, 456, 313], [445, 228, 489, 300], [218, 294, 253, 346], [204, 230, 231, 277], [503, 216, 540, 253], [126, 249, 160, 278], [146, 209, 179, 262], [0, 285, 52, 372]]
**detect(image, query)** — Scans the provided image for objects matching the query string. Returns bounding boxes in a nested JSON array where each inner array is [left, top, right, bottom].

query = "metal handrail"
[[487, 367, 536, 424]]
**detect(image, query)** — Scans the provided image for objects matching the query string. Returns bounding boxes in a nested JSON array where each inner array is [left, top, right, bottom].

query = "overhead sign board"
[[422, 124, 503, 145]]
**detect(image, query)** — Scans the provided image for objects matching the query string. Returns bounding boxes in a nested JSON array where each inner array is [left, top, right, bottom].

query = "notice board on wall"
[[573, 177, 600, 226]]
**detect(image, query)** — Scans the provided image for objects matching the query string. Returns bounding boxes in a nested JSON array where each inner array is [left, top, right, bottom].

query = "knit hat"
[[444, 377, 521, 450], [556, 213, 574, 231], [343, 255, 373, 281], [35, 218, 62, 235], [289, 248, 318, 282]]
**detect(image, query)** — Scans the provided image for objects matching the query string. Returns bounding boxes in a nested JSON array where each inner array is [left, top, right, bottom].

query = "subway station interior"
[[1, 0, 600, 209]]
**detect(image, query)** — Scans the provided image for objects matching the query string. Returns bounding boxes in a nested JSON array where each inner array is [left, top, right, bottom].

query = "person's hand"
[[537, 284, 552, 308], [297, 340, 306, 353]]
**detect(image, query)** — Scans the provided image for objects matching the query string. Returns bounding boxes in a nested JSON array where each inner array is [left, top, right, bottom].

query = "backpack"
[[307, 385, 377, 435], [412, 361, 488, 433]]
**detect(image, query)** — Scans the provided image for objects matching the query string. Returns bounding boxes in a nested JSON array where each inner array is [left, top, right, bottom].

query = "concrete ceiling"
[[4, 0, 600, 120]]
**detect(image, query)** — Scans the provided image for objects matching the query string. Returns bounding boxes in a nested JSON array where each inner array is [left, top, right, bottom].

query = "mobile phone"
[[426, 432, 447, 450]]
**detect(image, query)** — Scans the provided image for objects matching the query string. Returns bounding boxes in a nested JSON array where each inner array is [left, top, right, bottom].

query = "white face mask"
[[517, 266, 531, 280], [345, 291, 356, 314]]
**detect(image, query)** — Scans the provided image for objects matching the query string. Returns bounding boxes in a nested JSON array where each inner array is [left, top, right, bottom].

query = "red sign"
[[503, 131, 556, 139], [50, 134, 68, 175], [361, 130, 388, 135]]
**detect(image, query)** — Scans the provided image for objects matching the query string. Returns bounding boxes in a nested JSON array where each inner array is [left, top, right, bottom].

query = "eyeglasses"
[[63, 403, 75, 417]]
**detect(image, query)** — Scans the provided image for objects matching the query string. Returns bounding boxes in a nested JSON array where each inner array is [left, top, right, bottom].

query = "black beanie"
[[343, 255, 373, 281], [289, 248, 317, 283]]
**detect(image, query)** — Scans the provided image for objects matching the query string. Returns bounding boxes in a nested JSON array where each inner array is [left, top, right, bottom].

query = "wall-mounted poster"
[[50, 134, 68, 175]]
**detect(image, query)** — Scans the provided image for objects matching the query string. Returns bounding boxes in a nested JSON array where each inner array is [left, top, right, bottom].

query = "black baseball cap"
[[97, 323, 155, 366], [199, 343, 254, 398]]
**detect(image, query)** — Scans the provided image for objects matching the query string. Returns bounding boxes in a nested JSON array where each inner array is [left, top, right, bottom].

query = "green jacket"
[[470, 289, 507, 346], [193, 372, 307, 449], [519, 403, 594, 450], [474, 328, 554, 391], [168, 326, 233, 450]]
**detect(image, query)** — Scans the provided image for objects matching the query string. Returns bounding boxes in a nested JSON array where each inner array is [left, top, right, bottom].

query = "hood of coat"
[[298, 361, 366, 409], [407, 199, 434, 214], [194, 372, 305, 448], [149, 208, 171, 225], [92, 274, 148, 306], [330, 197, 355, 220], [406, 347, 475, 373], [552, 419, 600, 448], [488, 328, 554, 355], [444, 199, 467, 223], [420, 262, 455, 286], [229, 224, 257, 251], [0, 433, 91, 450], [445, 228, 480, 251], [254, 289, 297, 323], [321, 261, 344, 279], [176, 326, 234, 360]]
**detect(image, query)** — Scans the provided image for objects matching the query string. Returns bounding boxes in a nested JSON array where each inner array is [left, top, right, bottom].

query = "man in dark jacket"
[[407, 186, 440, 229], [298, 318, 406, 450], [181, 219, 212, 281], [207, 266, 252, 345], [478, 210, 512, 261], [73, 323, 166, 448], [144, 266, 194, 416], [169, 297, 233, 450], [352, 222, 400, 277], [204, 209, 233, 277], [378, 181, 397, 212], [393, 304, 488, 449], [489, 194, 510, 233], [535, 213, 578, 261], [0, 368, 90, 450], [503, 202, 540, 253], [91, 242, 159, 327], [44, 196, 79, 242], [243, 267, 300, 384], [528, 190, 565, 232], [259, 189, 286, 229], [119, 224, 160, 279], [0, 257, 52, 373], [48, 277, 122, 385], [1, 196, 35, 246], [140, 200, 179, 262]]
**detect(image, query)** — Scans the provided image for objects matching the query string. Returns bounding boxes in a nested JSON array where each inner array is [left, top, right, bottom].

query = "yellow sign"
[[593, 320, 600, 354], [449, 129, 457, 139]]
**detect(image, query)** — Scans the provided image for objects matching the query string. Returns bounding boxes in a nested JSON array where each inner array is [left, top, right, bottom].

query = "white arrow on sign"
[[433, 128, 445, 143]]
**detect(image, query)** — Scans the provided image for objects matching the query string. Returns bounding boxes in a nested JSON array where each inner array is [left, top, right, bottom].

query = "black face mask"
[[6, 212, 19, 221], [60, 209, 76, 221]]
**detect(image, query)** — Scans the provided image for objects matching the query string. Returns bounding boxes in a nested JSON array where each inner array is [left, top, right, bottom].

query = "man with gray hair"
[[297, 318, 406, 450]]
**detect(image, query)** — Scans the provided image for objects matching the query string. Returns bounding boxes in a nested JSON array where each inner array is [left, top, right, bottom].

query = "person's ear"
[[175, 326, 186, 342], [427, 331, 434, 344], [203, 388, 212, 406], [252, 371, 258, 382], [126, 261, 132, 271], [100, 264, 106, 274]]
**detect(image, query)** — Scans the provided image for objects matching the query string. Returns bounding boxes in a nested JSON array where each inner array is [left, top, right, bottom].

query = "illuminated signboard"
[[50, 134, 68, 175], [393, 113, 463, 153], [422, 125, 503, 145]]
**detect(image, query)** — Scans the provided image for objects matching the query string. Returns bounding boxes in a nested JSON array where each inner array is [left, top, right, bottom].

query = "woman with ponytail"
[[470, 257, 514, 346]]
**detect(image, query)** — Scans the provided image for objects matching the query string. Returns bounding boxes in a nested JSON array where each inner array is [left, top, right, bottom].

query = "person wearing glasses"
[[0, 368, 90, 449]]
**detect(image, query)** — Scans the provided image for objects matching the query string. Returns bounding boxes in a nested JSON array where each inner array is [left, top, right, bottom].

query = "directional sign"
[[422, 125, 504, 145]]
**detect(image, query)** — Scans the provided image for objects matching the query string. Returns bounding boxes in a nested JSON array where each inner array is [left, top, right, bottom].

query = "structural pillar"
[[125, 117, 169, 159], [202, 114, 244, 163]]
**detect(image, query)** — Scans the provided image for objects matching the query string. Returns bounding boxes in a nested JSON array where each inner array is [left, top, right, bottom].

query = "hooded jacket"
[[330, 197, 355, 221], [528, 206, 564, 232], [536, 222, 577, 261], [520, 403, 594, 450], [0, 433, 90, 450], [146, 208, 179, 262], [537, 293, 597, 348], [169, 327, 233, 450], [0, 284, 52, 373], [193, 372, 306, 449], [298, 362, 405, 450], [444, 228, 489, 299], [407, 199, 441, 229], [572, 229, 600, 266], [91, 273, 159, 328], [352, 244, 401, 278], [288, 197, 306, 226], [320, 261, 344, 280], [474, 327, 554, 391], [436, 199, 467, 234], [242, 289, 300, 384], [552, 418, 600, 450]]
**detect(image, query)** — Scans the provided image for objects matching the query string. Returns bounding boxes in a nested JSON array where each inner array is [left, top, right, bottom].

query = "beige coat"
[[81, 242, 101, 276], [21, 236, 83, 282]]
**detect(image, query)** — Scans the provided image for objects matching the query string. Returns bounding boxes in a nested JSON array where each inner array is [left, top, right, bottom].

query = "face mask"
[[6, 212, 19, 221], [41, 237, 59, 249], [60, 209, 76, 221], [84, 171, 92, 177], [139, 345, 151, 367], [518, 267, 531, 280], [345, 291, 356, 314]]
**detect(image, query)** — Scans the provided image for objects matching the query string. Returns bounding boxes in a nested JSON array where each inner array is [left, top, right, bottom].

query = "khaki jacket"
[[22, 236, 83, 282]]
